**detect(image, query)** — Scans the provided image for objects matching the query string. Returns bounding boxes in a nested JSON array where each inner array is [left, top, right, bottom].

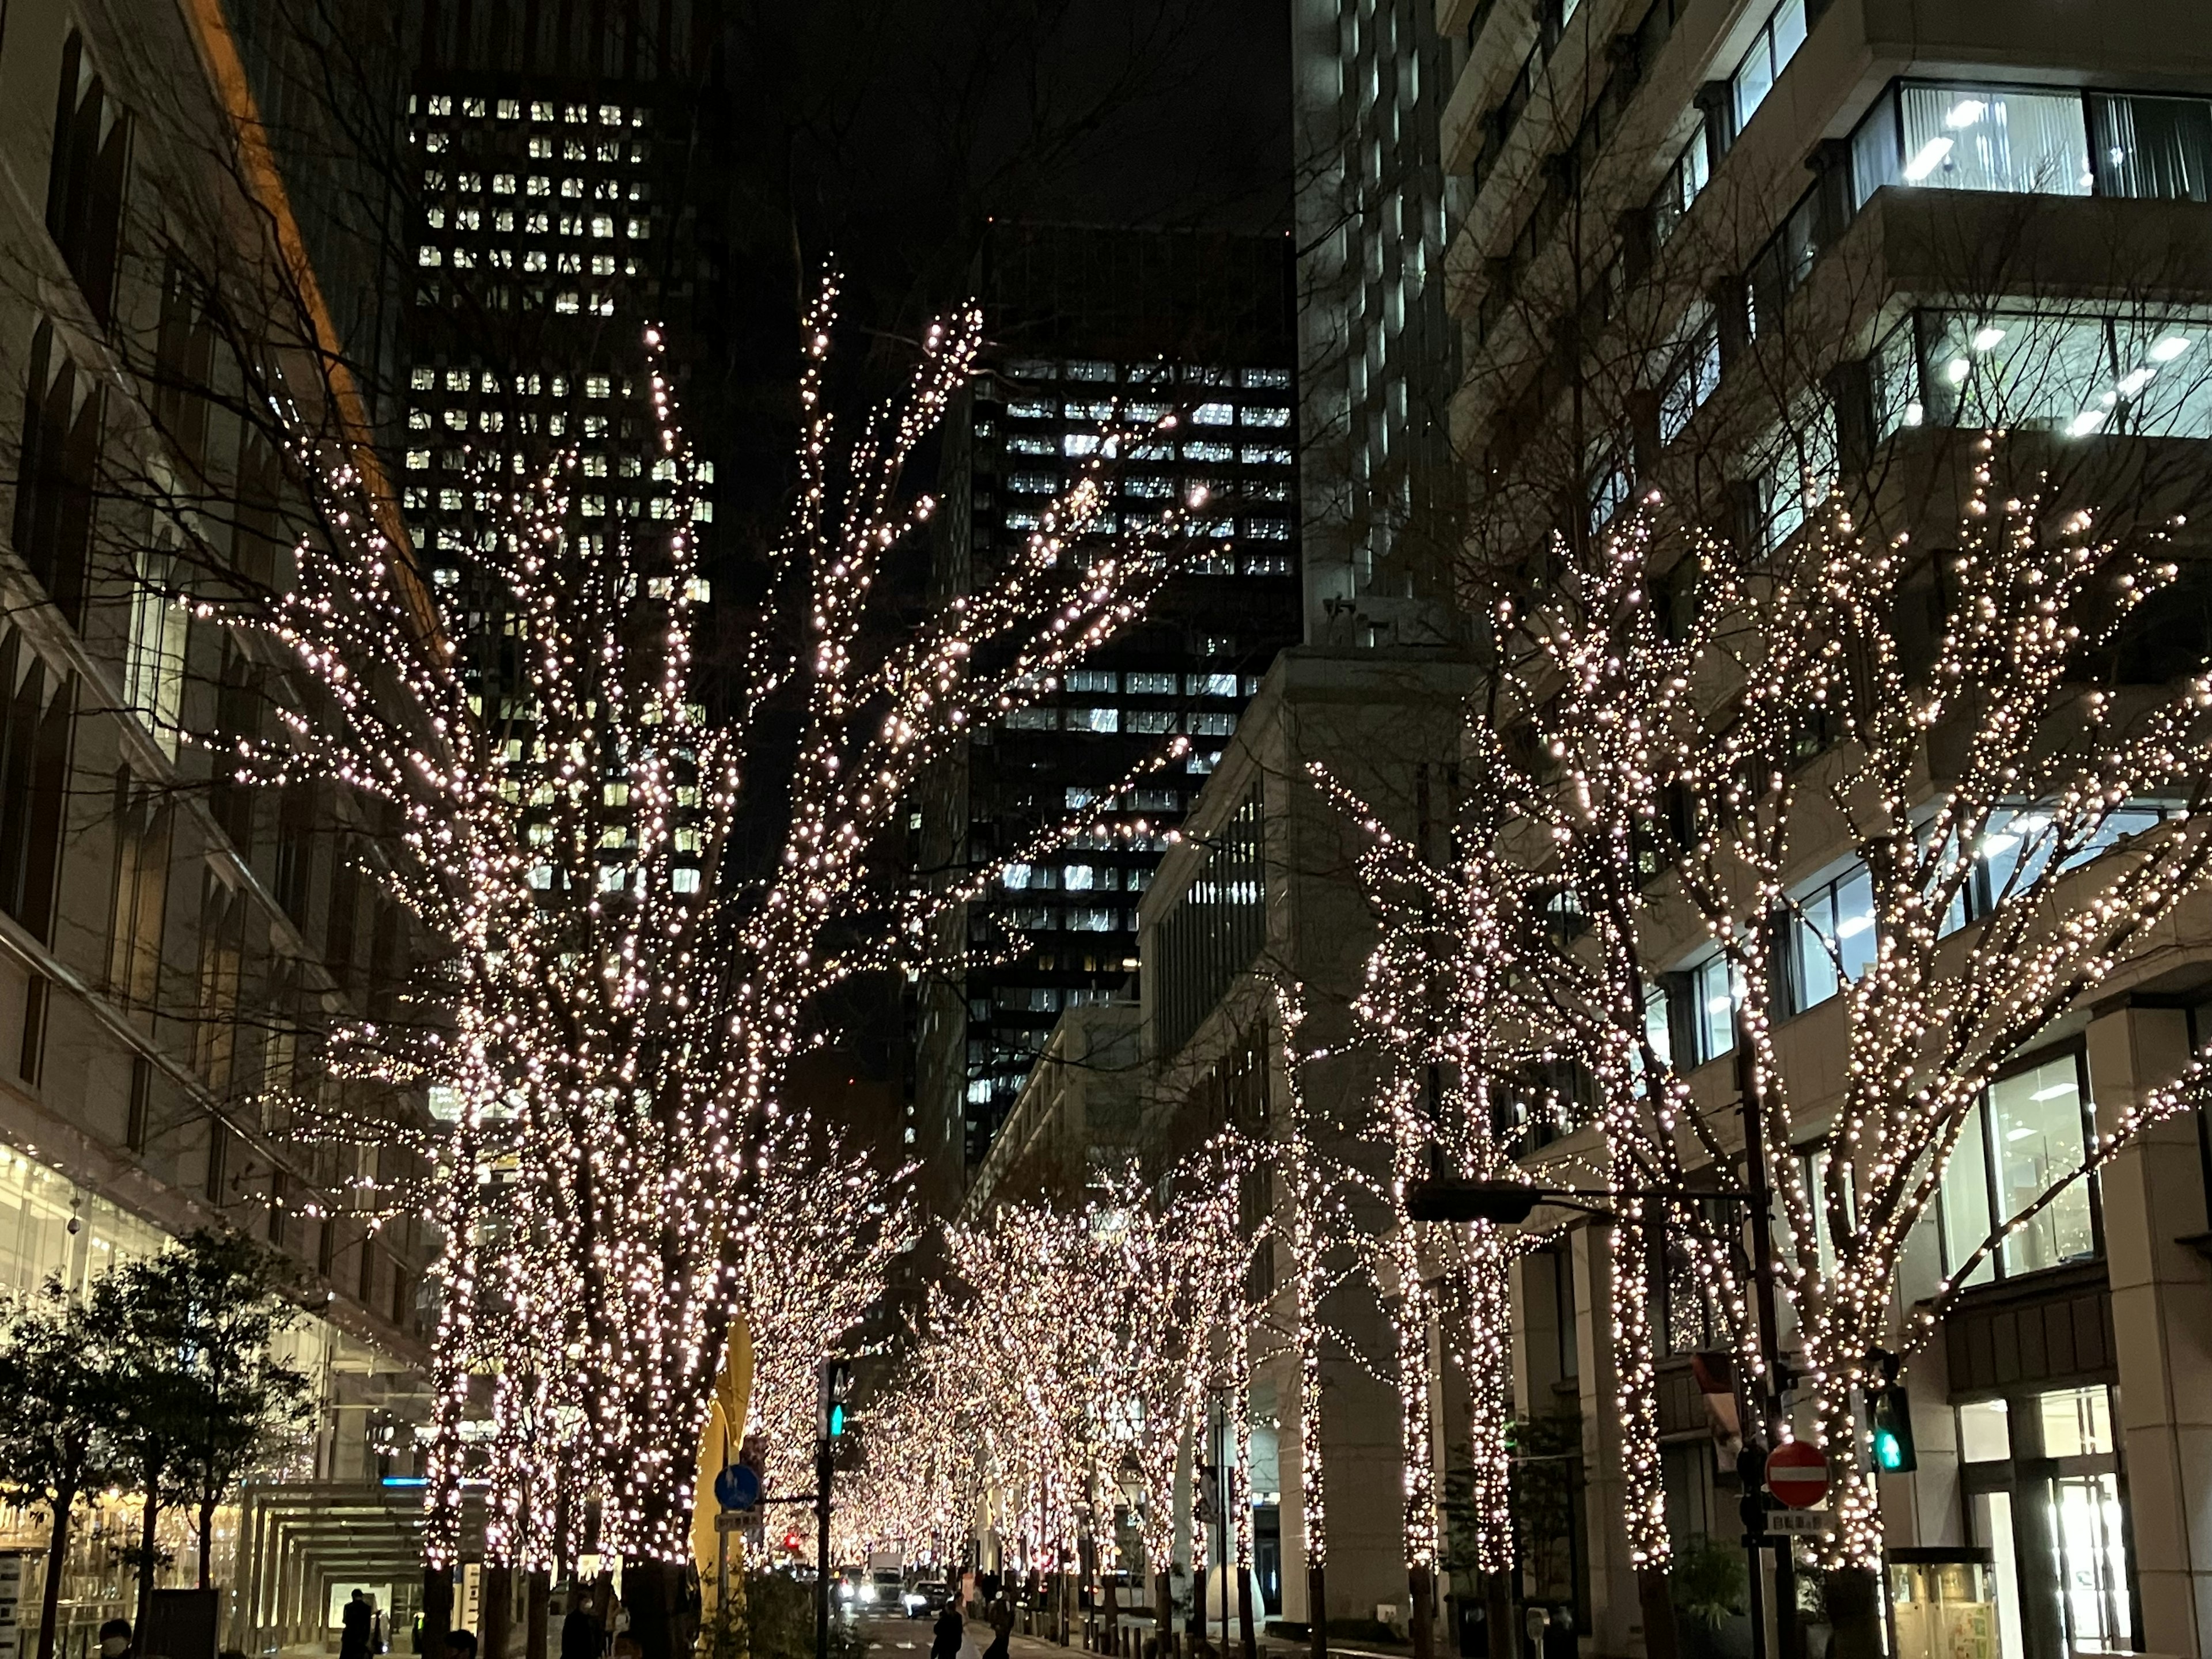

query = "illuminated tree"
[[219, 263, 1203, 1655], [1315, 769, 1560, 1659], [738, 1120, 916, 1503], [1487, 454, 2212, 1657]]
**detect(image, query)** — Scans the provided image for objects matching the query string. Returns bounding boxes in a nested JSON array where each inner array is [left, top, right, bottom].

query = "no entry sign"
[[1766, 1440, 1830, 1509]]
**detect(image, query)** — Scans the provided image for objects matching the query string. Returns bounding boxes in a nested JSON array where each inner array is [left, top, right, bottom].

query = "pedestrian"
[[342, 1591, 374, 1659], [983, 1597, 1013, 1659], [97, 1620, 132, 1659], [930, 1600, 964, 1659], [445, 1627, 478, 1659], [562, 1592, 603, 1659]]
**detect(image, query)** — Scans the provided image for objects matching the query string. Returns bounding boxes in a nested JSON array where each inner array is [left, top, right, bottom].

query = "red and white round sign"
[[1766, 1441, 1830, 1509]]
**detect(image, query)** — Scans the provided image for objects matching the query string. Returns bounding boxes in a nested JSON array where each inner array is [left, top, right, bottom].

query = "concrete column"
[[2086, 1003, 2212, 1659], [1571, 1222, 1642, 1657]]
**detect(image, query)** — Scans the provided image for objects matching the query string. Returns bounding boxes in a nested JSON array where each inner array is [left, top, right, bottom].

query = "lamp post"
[[1405, 1158, 1797, 1659]]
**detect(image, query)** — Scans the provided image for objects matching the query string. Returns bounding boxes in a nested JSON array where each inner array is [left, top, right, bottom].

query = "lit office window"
[[1789, 862, 1875, 1012], [1940, 1054, 2096, 1285], [1988, 1059, 2094, 1275], [1688, 955, 1740, 1063], [1852, 85, 2092, 202], [1067, 707, 1119, 733], [124, 546, 188, 757], [1910, 309, 2209, 440], [1732, 0, 1808, 131], [1654, 118, 1711, 243], [1658, 318, 1721, 444]]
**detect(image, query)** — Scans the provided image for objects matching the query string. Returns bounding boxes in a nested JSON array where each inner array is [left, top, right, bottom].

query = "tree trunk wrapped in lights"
[[1314, 771, 1567, 1659]]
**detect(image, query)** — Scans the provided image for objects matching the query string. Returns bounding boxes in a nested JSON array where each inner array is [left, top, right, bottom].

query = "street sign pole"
[[1737, 1022, 1804, 1659], [815, 1433, 833, 1659], [1737, 1021, 1801, 1659]]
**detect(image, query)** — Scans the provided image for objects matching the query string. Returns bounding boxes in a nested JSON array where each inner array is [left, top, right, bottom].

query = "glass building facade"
[[922, 223, 1302, 1175]]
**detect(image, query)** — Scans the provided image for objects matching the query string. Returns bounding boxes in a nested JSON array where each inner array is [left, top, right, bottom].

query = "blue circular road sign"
[[715, 1463, 762, 1512]]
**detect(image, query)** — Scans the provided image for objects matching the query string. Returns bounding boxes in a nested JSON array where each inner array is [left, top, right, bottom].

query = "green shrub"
[[706, 1573, 868, 1659], [1669, 1536, 1748, 1631]]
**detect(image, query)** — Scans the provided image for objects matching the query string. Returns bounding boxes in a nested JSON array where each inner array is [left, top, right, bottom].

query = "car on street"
[[901, 1581, 949, 1619]]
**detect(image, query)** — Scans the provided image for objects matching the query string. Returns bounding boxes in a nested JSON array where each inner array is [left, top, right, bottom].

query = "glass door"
[[2051, 1471, 2131, 1656]]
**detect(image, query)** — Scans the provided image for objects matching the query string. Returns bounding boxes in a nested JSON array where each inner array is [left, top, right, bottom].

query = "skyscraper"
[[397, 0, 722, 702], [1291, 0, 1462, 646], [914, 221, 1303, 1184]]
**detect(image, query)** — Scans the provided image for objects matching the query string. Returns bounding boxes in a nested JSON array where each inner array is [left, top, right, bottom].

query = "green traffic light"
[[828, 1402, 846, 1438], [1868, 1385, 1917, 1474]]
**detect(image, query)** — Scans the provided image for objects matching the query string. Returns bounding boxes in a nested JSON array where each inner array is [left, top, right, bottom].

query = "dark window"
[[19, 976, 48, 1086], [0, 633, 74, 942], [46, 33, 131, 325], [127, 1054, 152, 1152], [210, 639, 262, 854], [13, 322, 104, 624], [206, 1120, 229, 1204], [153, 256, 216, 466], [325, 843, 360, 990], [273, 782, 316, 924]]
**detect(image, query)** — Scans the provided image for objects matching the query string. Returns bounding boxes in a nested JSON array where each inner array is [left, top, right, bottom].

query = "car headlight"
[[859, 1586, 876, 1604]]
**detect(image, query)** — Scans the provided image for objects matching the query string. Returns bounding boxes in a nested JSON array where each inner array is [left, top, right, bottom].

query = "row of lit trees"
[[839, 1146, 1259, 1645], [1306, 449, 2212, 1659], [0, 1233, 312, 1659], [0, 7, 1233, 1656], [225, 273, 1211, 1657]]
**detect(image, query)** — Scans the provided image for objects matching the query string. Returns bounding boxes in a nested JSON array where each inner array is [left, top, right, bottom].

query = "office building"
[[0, 0, 438, 1651], [397, 0, 722, 702], [1291, 0, 1464, 646], [913, 221, 1304, 1186], [1171, 0, 2212, 1653]]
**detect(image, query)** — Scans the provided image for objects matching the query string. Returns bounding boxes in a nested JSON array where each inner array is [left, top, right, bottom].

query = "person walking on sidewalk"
[[562, 1592, 603, 1659], [983, 1597, 1014, 1659], [930, 1601, 965, 1659]]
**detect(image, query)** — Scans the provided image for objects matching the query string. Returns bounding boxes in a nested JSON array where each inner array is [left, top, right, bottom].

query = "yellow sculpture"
[[691, 1317, 754, 1628]]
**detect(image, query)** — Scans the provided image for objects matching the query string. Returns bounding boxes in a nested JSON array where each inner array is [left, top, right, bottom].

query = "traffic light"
[[782, 1530, 802, 1554], [818, 1358, 854, 1440], [1868, 1384, 1917, 1473]]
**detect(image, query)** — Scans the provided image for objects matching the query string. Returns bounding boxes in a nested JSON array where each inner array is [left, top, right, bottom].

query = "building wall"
[[917, 221, 1306, 1194], [0, 0, 435, 1647], [1137, 646, 1476, 1635], [1291, 0, 1463, 645]]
